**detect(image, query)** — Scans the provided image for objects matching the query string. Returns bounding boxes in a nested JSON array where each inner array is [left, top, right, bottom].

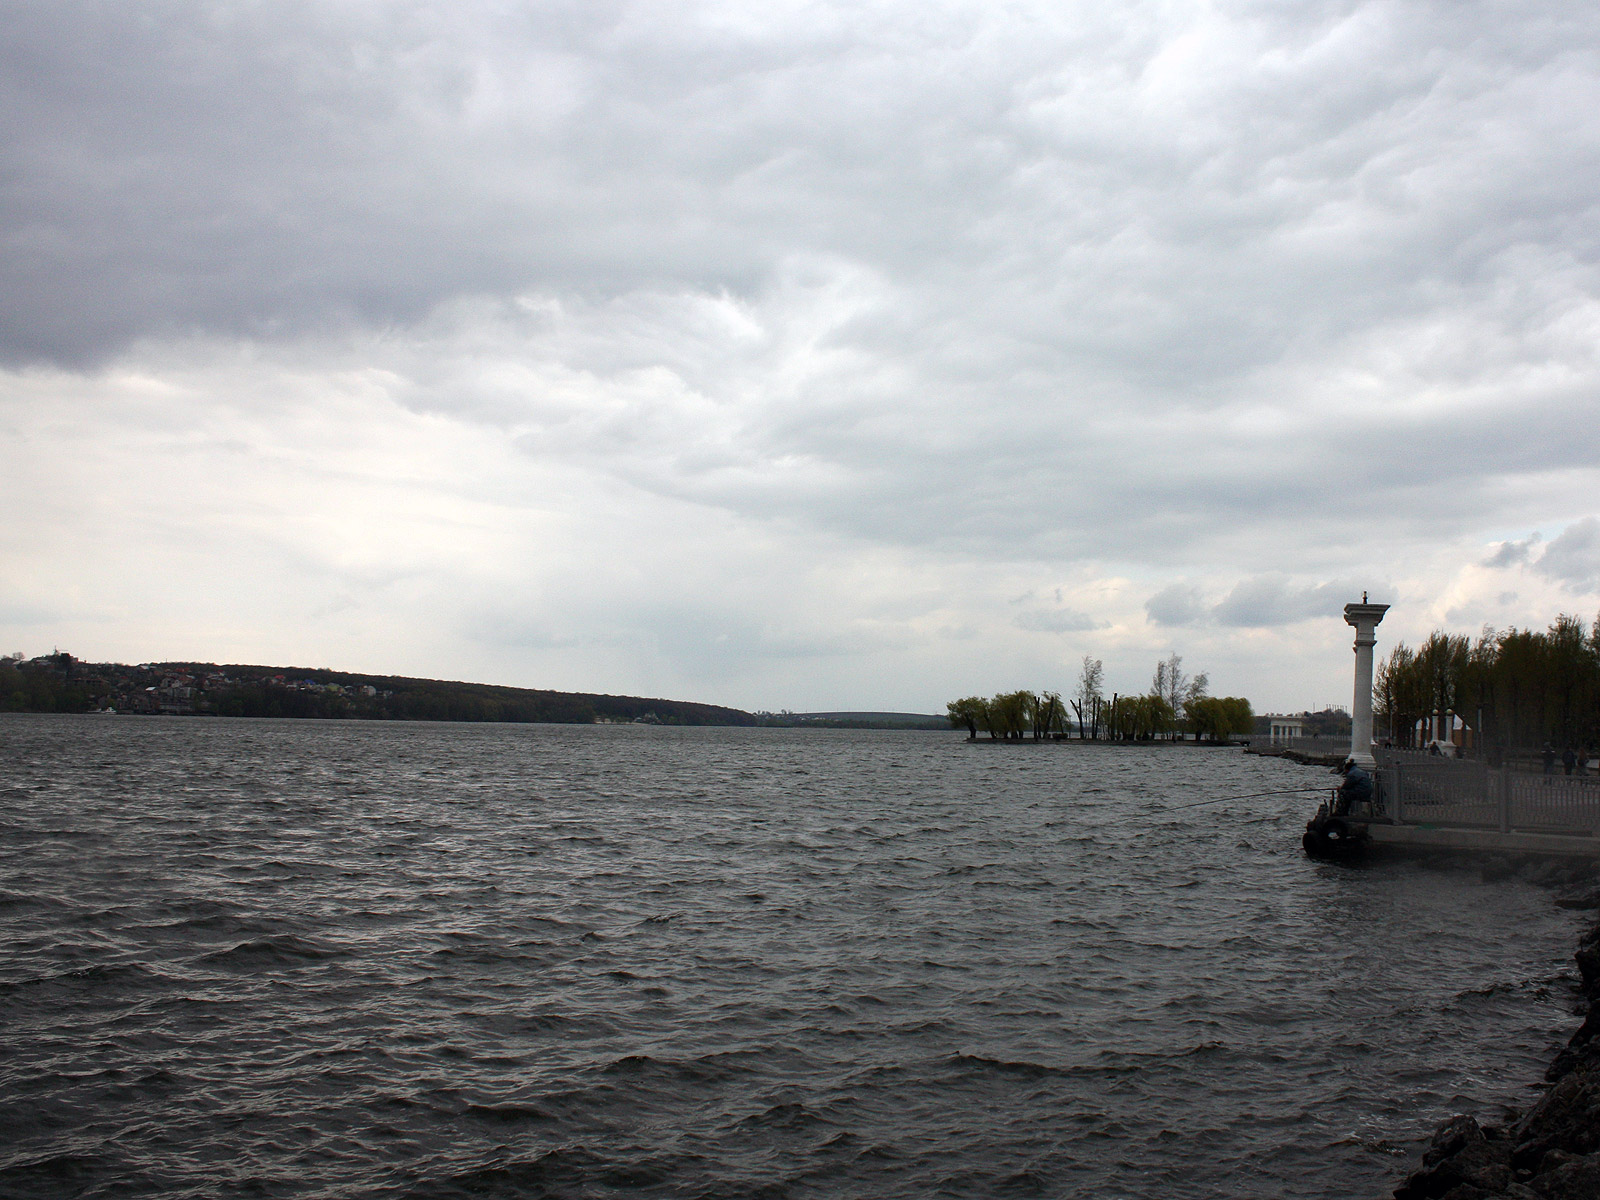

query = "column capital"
[[1343, 602, 1390, 629]]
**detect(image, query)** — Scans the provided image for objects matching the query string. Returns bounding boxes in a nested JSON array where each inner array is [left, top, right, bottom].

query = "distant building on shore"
[[1265, 715, 1305, 745], [1414, 711, 1473, 755]]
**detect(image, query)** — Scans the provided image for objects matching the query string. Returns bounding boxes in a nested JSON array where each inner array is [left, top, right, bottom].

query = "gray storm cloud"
[[1145, 584, 1208, 628], [1211, 577, 1364, 629], [3, 0, 1600, 709], [1145, 576, 1372, 628], [8, 2, 1599, 376], [1486, 534, 1542, 569], [1534, 518, 1600, 593]]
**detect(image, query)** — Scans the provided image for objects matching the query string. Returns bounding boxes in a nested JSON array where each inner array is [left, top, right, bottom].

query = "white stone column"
[[1344, 600, 1389, 768]]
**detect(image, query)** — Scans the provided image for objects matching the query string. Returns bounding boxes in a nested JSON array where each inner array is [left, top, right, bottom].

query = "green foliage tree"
[[946, 658, 1244, 746], [0, 656, 93, 712], [1374, 614, 1600, 754], [1187, 696, 1254, 742], [1033, 691, 1066, 739], [1151, 654, 1183, 738], [986, 690, 1031, 740], [946, 696, 987, 738], [1073, 656, 1103, 740], [0, 657, 24, 711]]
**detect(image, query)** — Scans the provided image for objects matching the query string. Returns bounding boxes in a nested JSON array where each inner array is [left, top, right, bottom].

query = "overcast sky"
[[4, 0, 1599, 714]]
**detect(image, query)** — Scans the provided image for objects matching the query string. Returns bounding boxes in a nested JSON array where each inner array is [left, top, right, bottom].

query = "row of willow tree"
[[947, 654, 1254, 743], [1375, 613, 1600, 753]]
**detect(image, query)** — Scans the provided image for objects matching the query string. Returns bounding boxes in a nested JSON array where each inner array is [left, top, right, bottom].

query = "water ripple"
[[0, 714, 1584, 1199]]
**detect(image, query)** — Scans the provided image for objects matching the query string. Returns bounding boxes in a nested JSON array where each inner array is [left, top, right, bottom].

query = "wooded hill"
[[0, 653, 758, 726]]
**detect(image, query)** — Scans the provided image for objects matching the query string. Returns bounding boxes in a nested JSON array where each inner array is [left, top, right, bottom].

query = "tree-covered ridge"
[[1374, 612, 1600, 753], [947, 654, 1253, 743], [0, 653, 758, 726]]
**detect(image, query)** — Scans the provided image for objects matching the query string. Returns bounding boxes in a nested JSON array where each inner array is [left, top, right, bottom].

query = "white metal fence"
[[1376, 750, 1600, 833]]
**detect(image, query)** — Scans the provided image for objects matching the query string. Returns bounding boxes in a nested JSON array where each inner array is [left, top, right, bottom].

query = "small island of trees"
[[948, 654, 1253, 744]]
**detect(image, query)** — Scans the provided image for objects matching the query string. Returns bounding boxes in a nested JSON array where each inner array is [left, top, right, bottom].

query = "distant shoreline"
[[3, 654, 754, 726], [1, 654, 947, 731], [957, 734, 1248, 747]]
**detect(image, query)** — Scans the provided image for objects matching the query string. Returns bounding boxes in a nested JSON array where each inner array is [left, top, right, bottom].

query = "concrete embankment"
[[1390, 864, 1600, 1200], [1246, 743, 1348, 767], [1370, 826, 1600, 859]]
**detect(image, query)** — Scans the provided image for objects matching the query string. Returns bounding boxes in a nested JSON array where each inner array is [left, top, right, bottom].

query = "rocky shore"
[[1391, 860, 1600, 1200]]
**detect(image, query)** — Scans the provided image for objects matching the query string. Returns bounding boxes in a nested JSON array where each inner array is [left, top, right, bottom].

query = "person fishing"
[[1333, 757, 1374, 816]]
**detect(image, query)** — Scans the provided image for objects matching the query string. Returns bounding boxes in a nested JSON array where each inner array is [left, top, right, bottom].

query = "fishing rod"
[[1164, 786, 1328, 811]]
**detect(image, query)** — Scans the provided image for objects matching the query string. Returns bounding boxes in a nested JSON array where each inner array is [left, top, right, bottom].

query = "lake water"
[[0, 715, 1585, 1199]]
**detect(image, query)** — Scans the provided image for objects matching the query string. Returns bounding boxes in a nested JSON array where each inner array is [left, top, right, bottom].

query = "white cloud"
[[1212, 576, 1365, 629], [1014, 607, 1103, 634], [4, 0, 1600, 712], [1143, 575, 1377, 630], [1485, 533, 1541, 569], [1534, 517, 1600, 594], [1145, 584, 1208, 627]]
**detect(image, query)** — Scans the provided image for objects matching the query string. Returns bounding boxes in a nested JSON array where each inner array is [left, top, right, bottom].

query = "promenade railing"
[[1506, 772, 1600, 833], [1376, 749, 1600, 833]]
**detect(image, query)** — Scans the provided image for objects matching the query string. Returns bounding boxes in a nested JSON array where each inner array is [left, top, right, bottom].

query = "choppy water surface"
[[0, 716, 1585, 1199]]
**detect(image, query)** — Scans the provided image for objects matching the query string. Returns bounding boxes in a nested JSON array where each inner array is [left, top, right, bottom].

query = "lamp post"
[[1344, 596, 1389, 769]]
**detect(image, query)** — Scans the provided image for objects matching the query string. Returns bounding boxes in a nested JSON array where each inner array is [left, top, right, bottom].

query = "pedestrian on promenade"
[[1543, 743, 1557, 775], [1563, 746, 1577, 776]]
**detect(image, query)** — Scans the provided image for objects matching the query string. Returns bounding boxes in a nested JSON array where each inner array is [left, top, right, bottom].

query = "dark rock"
[[1530, 1150, 1600, 1198], [1427, 1115, 1489, 1167], [1565, 1005, 1600, 1052], [1433, 1120, 1491, 1164], [1545, 1048, 1579, 1084], [1483, 856, 1518, 882], [1511, 1072, 1600, 1169], [1396, 1139, 1513, 1199], [1528, 861, 1596, 890], [1553, 886, 1600, 910], [1397, 1119, 1515, 1200], [1576, 945, 1600, 998]]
